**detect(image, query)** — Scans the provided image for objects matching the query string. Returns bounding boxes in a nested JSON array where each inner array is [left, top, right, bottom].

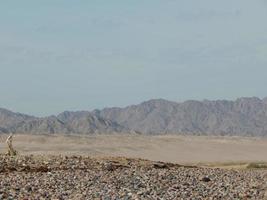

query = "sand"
[[1, 134, 267, 164]]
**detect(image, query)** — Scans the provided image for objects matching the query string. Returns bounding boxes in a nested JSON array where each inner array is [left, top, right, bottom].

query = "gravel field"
[[1, 155, 267, 200]]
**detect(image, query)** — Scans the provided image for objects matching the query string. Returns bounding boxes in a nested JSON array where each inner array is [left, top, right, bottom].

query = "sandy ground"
[[1, 134, 267, 164]]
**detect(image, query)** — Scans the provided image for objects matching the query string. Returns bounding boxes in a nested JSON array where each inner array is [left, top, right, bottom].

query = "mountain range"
[[1, 97, 267, 136]]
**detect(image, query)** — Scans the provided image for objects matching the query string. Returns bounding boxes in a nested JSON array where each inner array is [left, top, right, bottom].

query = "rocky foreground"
[[0, 155, 267, 200]]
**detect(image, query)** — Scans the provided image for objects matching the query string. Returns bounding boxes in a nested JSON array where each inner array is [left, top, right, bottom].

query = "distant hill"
[[1, 97, 267, 136], [0, 108, 34, 128]]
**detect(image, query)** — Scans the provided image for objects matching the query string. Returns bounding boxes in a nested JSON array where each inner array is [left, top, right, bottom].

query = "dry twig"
[[6, 134, 17, 156]]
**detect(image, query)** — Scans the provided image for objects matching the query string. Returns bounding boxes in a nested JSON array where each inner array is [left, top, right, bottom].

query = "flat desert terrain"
[[1, 134, 267, 164]]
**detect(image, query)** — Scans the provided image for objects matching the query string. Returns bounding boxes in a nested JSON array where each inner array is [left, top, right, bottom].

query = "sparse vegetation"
[[246, 162, 267, 169], [197, 161, 267, 170]]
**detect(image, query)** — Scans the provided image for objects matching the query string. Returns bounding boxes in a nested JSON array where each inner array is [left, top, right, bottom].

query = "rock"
[[201, 176, 211, 182], [0, 155, 266, 199]]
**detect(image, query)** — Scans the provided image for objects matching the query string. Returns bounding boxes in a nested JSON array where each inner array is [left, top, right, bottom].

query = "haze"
[[1, 0, 267, 116]]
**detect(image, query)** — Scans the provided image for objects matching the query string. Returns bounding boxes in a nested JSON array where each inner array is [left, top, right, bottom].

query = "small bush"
[[246, 162, 267, 169]]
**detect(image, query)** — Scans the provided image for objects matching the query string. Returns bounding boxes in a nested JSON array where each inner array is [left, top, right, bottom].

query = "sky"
[[1, 0, 267, 116]]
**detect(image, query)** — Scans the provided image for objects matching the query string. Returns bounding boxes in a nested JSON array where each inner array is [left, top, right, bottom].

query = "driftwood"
[[6, 134, 17, 156]]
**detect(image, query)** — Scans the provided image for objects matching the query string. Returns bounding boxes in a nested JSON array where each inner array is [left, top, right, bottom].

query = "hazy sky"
[[1, 0, 267, 116]]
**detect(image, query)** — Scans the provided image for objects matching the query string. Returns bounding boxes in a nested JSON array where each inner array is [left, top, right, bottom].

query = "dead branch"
[[6, 134, 17, 156]]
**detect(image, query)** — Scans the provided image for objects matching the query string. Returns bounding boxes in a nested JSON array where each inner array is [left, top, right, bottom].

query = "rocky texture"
[[1, 97, 267, 136], [58, 111, 129, 134], [11, 116, 71, 134], [0, 108, 34, 129], [0, 127, 8, 134], [96, 97, 267, 136], [0, 110, 129, 135], [0, 155, 267, 199]]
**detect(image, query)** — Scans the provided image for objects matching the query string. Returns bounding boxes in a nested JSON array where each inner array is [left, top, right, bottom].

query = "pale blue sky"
[[1, 0, 267, 116]]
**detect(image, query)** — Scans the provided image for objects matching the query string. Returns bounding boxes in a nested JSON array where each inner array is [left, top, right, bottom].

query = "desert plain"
[[1, 134, 267, 164], [1, 134, 267, 199]]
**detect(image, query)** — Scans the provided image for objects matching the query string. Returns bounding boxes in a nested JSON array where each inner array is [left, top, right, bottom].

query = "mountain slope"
[[11, 116, 70, 134], [57, 111, 129, 134], [96, 97, 267, 136], [1, 97, 267, 136], [0, 108, 35, 129], [0, 110, 129, 134]]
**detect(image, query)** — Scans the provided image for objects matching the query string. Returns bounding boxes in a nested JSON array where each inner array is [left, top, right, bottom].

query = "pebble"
[[0, 155, 266, 199]]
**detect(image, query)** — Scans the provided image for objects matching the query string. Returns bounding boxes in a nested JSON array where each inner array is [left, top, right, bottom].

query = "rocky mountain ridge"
[[1, 97, 267, 136]]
